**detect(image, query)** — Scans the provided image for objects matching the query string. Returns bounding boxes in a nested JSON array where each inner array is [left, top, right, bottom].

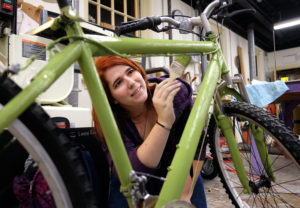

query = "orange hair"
[[92, 56, 151, 141]]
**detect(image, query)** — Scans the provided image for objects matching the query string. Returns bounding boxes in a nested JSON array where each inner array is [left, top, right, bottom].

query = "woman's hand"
[[152, 79, 181, 128]]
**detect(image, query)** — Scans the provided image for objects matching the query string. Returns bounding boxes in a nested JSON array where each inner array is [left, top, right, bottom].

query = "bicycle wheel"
[[208, 101, 300, 208], [0, 77, 97, 208]]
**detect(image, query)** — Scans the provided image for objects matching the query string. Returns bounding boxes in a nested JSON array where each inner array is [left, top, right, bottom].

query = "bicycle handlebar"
[[115, 0, 224, 36], [115, 16, 162, 36], [114, 0, 255, 36]]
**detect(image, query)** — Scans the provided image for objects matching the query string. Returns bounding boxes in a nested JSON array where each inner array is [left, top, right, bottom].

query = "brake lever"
[[210, 0, 232, 18], [213, 4, 231, 19]]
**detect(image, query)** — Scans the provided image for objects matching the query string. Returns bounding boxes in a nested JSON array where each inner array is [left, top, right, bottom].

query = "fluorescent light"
[[274, 17, 300, 30]]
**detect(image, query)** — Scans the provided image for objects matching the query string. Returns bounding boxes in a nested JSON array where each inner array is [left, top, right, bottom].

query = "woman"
[[92, 56, 207, 208]]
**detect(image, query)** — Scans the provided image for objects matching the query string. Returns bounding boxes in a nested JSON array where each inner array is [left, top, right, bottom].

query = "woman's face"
[[104, 65, 148, 109]]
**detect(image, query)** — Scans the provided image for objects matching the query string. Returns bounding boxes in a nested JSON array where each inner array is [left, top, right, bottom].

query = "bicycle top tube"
[[85, 35, 218, 57]]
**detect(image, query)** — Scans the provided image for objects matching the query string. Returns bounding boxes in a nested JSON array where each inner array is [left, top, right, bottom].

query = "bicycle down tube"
[[155, 41, 248, 206]]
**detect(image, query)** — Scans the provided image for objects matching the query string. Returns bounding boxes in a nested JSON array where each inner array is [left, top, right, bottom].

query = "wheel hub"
[[249, 175, 272, 194]]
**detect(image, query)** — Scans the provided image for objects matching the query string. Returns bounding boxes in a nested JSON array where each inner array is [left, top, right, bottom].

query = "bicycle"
[[0, 0, 299, 207]]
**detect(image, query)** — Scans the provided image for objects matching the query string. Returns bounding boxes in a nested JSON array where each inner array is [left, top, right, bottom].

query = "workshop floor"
[[204, 176, 235, 208], [203, 159, 300, 208]]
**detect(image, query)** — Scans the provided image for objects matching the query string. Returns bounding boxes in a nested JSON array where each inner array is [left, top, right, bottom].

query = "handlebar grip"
[[57, 0, 72, 9], [115, 16, 161, 36]]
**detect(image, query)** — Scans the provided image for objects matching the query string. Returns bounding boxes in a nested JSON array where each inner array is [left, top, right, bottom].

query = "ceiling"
[[182, 0, 300, 52]]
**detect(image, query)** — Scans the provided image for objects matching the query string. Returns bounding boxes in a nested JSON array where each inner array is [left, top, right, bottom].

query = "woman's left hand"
[[152, 79, 181, 128]]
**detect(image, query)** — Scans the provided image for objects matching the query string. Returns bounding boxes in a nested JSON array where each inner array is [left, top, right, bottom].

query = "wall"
[[23, 0, 60, 14], [23, 0, 85, 19], [267, 46, 300, 76], [221, 28, 266, 83], [223, 27, 267, 83]]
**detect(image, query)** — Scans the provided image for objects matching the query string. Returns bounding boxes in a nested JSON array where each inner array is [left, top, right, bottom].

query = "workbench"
[[273, 80, 300, 129]]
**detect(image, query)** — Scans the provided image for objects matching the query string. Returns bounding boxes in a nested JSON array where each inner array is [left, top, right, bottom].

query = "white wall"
[[140, 0, 170, 69], [24, 0, 86, 19], [220, 28, 267, 83], [267, 46, 300, 72], [24, 0, 60, 14]]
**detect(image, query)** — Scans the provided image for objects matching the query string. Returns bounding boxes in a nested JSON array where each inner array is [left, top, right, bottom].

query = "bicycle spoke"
[[273, 162, 295, 173]]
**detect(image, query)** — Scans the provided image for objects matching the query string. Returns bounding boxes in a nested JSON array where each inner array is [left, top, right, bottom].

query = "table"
[[273, 80, 300, 129]]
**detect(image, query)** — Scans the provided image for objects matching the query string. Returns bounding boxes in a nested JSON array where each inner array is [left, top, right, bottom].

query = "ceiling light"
[[274, 17, 300, 30]]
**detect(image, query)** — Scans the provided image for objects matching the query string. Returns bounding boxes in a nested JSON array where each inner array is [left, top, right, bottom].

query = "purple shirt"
[[102, 76, 206, 194]]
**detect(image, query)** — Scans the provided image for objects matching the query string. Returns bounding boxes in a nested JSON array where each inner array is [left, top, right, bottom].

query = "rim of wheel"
[[1, 104, 72, 208]]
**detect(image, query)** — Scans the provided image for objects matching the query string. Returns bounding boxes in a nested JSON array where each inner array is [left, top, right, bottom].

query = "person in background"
[[92, 56, 207, 208]]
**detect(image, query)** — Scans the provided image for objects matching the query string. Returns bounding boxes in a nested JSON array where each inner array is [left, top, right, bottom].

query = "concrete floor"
[[204, 176, 235, 208]]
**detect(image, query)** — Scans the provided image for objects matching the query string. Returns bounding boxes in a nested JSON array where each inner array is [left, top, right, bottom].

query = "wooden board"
[[237, 46, 246, 83]]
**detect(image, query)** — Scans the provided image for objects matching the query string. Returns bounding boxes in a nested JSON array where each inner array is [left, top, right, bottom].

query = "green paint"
[[156, 52, 222, 207], [218, 115, 251, 194]]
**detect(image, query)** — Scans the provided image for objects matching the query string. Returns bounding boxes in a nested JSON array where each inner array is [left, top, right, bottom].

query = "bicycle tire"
[[208, 101, 300, 208], [0, 77, 97, 208]]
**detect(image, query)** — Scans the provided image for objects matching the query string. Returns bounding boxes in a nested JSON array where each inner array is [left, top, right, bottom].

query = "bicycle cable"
[[134, 171, 166, 182], [166, 27, 202, 38]]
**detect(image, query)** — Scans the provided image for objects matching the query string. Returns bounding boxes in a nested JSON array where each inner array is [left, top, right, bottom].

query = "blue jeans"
[[108, 175, 207, 208], [190, 174, 207, 208]]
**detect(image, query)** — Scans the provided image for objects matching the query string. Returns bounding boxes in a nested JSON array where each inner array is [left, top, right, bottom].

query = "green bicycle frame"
[[0, 19, 220, 206], [0, 14, 272, 207]]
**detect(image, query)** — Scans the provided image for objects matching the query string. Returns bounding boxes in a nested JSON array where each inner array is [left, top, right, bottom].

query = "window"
[[88, 0, 138, 30]]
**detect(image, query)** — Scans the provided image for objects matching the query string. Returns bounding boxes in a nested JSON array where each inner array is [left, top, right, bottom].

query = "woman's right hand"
[[152, 79, 181, 128]]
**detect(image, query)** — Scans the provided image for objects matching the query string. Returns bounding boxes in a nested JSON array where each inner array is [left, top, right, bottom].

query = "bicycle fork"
[[250, 124, 275, 181], [217, 115, 251, 194], [217, 116, 276, 193], [215, 77, 275, 194]]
